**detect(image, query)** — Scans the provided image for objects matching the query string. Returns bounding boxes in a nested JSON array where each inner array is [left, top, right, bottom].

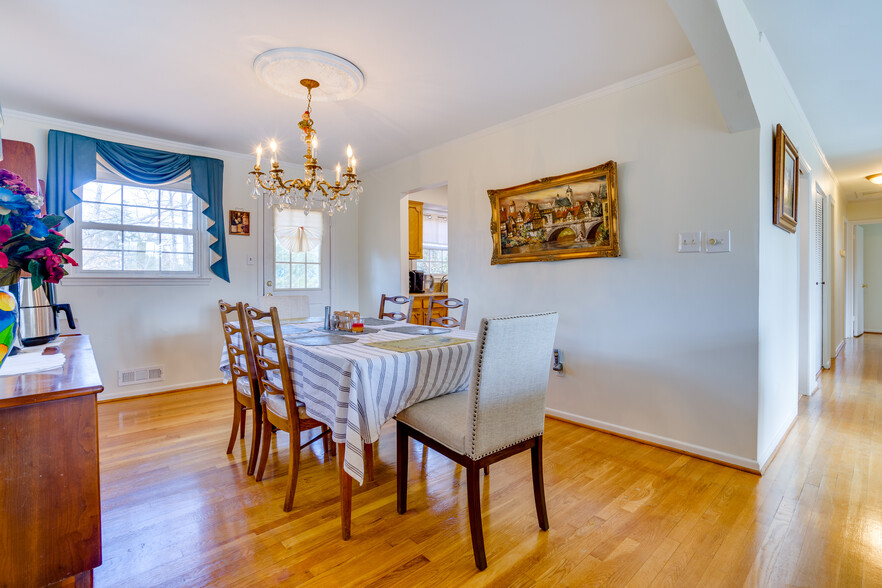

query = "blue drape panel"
[[46, 130, 229, 282]]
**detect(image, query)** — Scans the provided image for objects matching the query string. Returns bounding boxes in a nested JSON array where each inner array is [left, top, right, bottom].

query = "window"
[[414, 207, 448, 275], [273, 208, 322, 290], [415, 247, 448, 275], [73, 180, 201, 277]]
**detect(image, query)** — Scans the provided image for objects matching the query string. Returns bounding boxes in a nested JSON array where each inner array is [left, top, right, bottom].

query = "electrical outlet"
[[552, 349, 564, 375], [247, 255, 256, 265]]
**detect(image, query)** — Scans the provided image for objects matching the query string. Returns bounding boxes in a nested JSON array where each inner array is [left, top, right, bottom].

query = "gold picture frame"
[[229, 210, 250, 236], [488, 160, 620, 265], [773, 124, 798, 233]]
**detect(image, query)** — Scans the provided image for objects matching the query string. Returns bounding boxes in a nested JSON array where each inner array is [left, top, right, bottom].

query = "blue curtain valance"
[[46, 130, 229, 282]]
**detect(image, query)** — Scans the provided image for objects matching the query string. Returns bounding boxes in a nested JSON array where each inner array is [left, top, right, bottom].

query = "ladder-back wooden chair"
[[379, 294, 414, 322], [218, 300, 262, 475], [244, 304, 334, 512], [428, 296, 469, 330]]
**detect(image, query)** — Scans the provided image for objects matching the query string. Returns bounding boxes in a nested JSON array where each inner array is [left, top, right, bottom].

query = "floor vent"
[[118, 366, 163, 387]]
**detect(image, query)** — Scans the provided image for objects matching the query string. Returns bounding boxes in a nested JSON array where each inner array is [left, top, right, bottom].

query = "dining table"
[[219, 315, 477, 539]]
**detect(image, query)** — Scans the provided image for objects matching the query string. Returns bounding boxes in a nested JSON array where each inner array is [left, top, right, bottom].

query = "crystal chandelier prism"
[[248, 78, 362, 215]]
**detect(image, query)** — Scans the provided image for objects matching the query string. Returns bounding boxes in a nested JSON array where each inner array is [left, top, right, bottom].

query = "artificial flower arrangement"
[[0, 169, 77, 289]]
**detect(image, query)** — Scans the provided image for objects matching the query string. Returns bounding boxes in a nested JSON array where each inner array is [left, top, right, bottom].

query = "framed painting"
[[773, 124, 798, 233], [229, 210, 250, 236], [488, 160, 620, 265]]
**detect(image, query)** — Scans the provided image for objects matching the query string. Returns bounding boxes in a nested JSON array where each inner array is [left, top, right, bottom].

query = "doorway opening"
[[399, 184, 448, 296]]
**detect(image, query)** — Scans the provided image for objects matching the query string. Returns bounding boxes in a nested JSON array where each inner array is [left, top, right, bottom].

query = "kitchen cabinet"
[[0, 335, 104, 586], [410, 294, 448, 325], [408, 200, 423, 260]]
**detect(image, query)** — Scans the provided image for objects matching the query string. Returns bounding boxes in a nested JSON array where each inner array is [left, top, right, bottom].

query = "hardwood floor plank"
[[90, 335, 882, 585]]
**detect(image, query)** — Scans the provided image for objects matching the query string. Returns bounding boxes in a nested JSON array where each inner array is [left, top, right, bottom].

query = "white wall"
[[359, 63, 764, 469], [3, 111, 358, 400], [863, 224, 882, 332], [713, 0, 841, 467]]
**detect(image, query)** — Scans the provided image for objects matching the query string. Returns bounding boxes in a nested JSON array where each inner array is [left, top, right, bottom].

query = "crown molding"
[[3, 109, 253, 161]]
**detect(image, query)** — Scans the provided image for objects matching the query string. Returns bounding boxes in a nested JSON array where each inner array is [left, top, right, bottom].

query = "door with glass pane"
[[263, 207, 330, 314]]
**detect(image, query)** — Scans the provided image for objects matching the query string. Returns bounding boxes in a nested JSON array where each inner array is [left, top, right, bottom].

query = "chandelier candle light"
[[248, 79, 362, 215]]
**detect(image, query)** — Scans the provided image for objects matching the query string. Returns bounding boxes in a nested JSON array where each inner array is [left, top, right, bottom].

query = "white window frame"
[[63, 177, 210, 286]]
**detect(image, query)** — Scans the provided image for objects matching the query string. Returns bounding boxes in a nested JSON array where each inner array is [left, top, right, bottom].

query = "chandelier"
[[248, 78, 362, 215]]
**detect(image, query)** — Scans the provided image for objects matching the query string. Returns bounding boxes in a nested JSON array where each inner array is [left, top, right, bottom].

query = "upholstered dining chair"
[[378, 294, 415, 322], [428, 296, 469, 330], [395, 312, 559, 570], [218, 300, 262, 475], [258, 294, 310, 320], [244, 304, 334, 512]]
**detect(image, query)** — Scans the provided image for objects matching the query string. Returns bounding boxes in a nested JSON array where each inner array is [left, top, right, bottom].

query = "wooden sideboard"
[[409, 294, 448, 326], [0, 335, 104, 587]]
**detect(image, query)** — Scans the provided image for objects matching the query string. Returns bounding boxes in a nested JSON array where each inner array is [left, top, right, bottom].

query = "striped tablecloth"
[[220, 320, 476, 484]]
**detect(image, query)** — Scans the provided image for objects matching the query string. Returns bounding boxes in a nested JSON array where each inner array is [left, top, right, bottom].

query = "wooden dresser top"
[[0, 335, 103, 409]]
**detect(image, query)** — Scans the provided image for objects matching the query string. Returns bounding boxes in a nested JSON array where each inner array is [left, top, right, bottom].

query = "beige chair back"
[[379, 294, 415, 322], [428, 296, 469, 330], [258, 295, 310, 319], [465, 312, 558, 459]]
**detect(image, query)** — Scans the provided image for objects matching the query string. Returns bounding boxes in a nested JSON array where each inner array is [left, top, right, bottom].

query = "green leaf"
[[27, 260, 42, 291], [40, 215, 65, 229], [0, 267, 21, 287], [60, 248, 74, 255]]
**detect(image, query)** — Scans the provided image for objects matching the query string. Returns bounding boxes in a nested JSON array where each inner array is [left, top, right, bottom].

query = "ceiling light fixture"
[[867, 173, 882, 185], [249, 48, 364, 215]]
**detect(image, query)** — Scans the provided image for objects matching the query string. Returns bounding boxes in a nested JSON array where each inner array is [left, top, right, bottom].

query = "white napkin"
[[0, 350, 66, 376]]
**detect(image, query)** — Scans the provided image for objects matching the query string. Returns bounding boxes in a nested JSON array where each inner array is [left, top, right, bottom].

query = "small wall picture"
[[773, 124, 799, 233], [229, 210, 250, 236], [488, 160, 620, 265]]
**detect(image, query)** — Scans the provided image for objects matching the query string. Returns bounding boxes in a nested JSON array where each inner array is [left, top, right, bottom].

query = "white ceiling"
[[0, 0, 693, 172], [743, 0, 882, 200]]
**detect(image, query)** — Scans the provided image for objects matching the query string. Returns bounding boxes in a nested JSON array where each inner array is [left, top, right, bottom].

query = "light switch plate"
[[678, 232, 701, 253], [705, 231, 731, 253]]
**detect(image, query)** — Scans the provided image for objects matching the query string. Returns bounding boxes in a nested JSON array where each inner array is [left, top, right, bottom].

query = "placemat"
[[365, 335, 471, 353], [288, 334, 358, 346], [255, 325, 312, 337], [384, 325, 451, 335], [363, 317, 397, 326], [259, 316, 320, 325], [311, 327, 380, 336]]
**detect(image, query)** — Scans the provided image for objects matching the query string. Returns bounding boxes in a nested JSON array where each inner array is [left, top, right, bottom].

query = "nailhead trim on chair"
[[467, 311, 557, 459]]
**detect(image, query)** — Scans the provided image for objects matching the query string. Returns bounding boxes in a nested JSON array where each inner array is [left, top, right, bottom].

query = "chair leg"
[[322, 425, 330, 456], [240, 406, 246, 438], [282, 426, 302, 512], [484, 466, 489, 475], [329, 435, 337, 456], [466, 461, 487, 570], [397, 423, 408, 514], [531, 437, 549, 531], [226, 400, 241, 454], [246, 407, 262, 476], [365, 442, 375, 482], [255, 410, 273, 482]]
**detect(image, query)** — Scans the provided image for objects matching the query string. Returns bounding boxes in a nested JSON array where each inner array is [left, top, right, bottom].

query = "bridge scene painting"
[[488, 161, 620, 264]]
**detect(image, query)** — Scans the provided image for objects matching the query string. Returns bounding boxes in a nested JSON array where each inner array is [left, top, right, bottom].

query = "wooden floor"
[[91, 335, 882, 587]]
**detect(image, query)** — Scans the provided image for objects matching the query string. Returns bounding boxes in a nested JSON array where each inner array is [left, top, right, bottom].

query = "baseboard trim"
[[98, 379, 225, 403], [835, 339, 845, 358], [545, 409, 760, 475], [758, 412, 798, 474]]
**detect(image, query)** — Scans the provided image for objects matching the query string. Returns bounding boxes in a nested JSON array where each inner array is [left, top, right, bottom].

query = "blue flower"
[[0, 187, 35, 214]]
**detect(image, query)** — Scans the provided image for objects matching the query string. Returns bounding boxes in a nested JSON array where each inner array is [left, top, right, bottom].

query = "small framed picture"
[[229, 210, 250, 236], [773, 124, 798, 233]]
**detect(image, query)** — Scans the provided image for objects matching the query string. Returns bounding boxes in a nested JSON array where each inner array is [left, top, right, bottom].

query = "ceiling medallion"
[[253, 47, 364, 101]]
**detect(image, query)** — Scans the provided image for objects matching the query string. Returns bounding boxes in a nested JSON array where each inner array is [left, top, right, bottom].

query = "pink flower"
[[43, 254, 65, 283], [25, 247, 54, 260], [0, 252, 7, 269], [0, 225, 11, 244]]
